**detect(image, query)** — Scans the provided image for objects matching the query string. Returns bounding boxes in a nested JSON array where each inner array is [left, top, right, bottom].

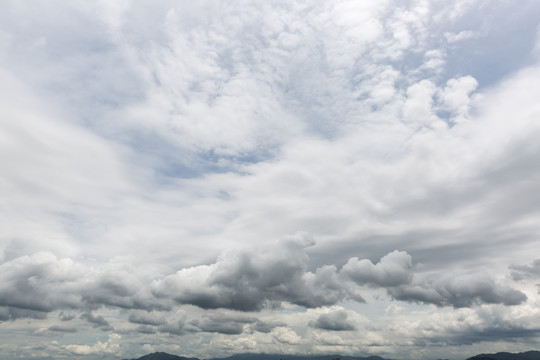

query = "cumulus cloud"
[[249, 320, 286, 334], [64, 334, 121, 355], [151, 233, 350, 311], [272, 327, 302, 345], [0, 252, 86, 313], [310, 309, 356, 331], [0, 252, 170, 319], [388, 274, 527, 308], [342, 250, 413, 287], [81, 312, 113, 331], [509, 259, 540, 281]]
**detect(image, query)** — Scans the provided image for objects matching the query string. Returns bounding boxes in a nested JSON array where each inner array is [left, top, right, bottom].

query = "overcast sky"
[[1, 1, 540, 360]]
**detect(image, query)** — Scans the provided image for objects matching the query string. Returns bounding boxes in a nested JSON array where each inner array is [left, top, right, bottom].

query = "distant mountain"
[[210, 354, 387, 360], [125, 350, 540, 360], [125, 353, 389, 360], [467, 351, 540, 360], [125, 352, 200, 360]]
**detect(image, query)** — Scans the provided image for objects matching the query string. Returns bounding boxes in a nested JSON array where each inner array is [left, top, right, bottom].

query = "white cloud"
[[2, 0, 540, 359], [65, 333, 121, 355]]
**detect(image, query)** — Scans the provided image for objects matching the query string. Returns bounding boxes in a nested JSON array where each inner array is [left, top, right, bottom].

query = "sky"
[[1, 1, 540, 359]]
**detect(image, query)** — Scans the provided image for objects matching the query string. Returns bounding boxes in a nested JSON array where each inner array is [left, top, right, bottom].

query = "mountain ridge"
[[466, 351, 540, 360], [125, 350, 540, 360]]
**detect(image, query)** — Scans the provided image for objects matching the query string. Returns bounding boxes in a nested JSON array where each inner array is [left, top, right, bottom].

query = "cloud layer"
[[1, 1, 540, 359]]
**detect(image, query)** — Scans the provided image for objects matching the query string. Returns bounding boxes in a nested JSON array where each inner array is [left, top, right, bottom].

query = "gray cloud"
[[128, 311, 167, 326], [151, 233, 350, 311], [58, 312, 75, 321], [0, 253, 84, 313], [0, 252, 170, 319], [342, 250, 413, 287], [310, 310, 356, 331], [0, 306, 47, 321], [388, 274, 527, 308], [509, 259, 540, 281], [190, 313, 259, 335], [158, 320, 190, 336], [80, 312, 113, 331], [249, 320, 286, 334], [48, 324, 78, 333], [135, 325, 157, 335], [80, 269, 170, 312]]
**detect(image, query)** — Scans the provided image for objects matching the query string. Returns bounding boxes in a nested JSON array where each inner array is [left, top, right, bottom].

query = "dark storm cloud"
[[388, 274, 527, 308], [509, 259, 540, 281], [310, 310, 356, 331]]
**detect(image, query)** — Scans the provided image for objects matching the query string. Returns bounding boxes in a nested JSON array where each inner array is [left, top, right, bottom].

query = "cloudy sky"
[[1, 1, 540, 359]]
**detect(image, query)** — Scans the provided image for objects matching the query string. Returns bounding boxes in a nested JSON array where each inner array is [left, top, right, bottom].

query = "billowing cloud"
[[0, 252, 86, 313], [81, 312, 113, 331], [342, 250, 413, 287], [151, 233, 349, 311], [388, 274, 527, 308], [0, 252, 169, 318], [509, 259, 540, 281], [310, 309, 356, 331], [64, 334, 121, 356]]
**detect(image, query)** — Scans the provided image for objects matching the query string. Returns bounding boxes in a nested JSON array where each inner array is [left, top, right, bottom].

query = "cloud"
[[0, 306, 47, 321], [64, 334, 121, 356], [0, 252, 168, 318], [48, 324, 78, 333], [388, 274, 527, 308], [191, 314, 257, 335], [81, 312, 113, 331], [509, 259, 540, 281], [272, 327, 302, 345], [151, 233, 350, 311], [249, 320, 286, 334], [128, 310, 167, 326], [2, 1, 540, 358], [342, 250, 413, 287], [310, 309, 356, 331], [0, 252, 86, 313], [58, 312, 75, 321]]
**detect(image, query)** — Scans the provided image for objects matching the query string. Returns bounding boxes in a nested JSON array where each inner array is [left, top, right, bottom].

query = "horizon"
[[1, 1, 540, 360]]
